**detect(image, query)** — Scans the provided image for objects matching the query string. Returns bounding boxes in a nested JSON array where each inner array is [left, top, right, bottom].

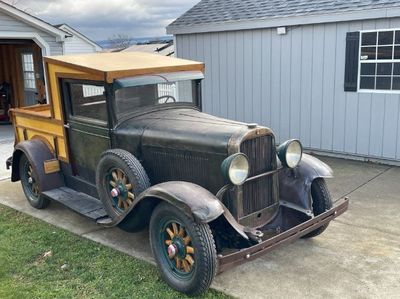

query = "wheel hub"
[[110, 183, 126, 198], [107, 168, 135, 212], [163, 221, 195, 273], [167, 244, 178, 258], [110, 188, 119, 197]]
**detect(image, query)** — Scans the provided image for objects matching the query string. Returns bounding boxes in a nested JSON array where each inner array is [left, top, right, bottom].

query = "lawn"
[[0, 204, 231, 299]]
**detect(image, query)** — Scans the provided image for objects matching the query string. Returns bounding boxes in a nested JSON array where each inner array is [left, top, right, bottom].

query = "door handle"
[[64, 123, 70, 129]]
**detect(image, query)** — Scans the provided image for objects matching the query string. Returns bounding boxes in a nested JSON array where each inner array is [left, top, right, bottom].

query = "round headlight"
[[277, 139, 303, 168], [221, 153, 249, 185]]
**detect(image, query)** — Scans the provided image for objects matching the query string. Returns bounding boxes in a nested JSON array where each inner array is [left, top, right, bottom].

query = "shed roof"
[[167, 0, 400, 34], [44, 51, 204, 83]]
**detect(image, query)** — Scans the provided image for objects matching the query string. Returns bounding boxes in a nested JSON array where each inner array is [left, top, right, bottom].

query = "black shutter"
[[344, 31, 360, 92]]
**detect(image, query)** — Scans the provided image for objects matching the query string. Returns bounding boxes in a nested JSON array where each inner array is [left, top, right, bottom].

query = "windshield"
[[114, 72, 203, 118]]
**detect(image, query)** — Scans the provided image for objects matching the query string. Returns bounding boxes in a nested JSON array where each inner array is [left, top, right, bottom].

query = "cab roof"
[[44, 51, 204, 83]]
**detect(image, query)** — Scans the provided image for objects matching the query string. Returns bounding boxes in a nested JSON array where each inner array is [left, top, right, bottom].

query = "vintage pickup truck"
[[7, 52, 349, 296]]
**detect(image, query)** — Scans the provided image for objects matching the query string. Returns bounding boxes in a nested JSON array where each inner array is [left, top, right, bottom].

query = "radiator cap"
[[247, 123, 258, 129]]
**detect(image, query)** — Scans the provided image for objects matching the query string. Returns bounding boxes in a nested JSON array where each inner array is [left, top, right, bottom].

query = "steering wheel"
[[157, 95, 176, 103]]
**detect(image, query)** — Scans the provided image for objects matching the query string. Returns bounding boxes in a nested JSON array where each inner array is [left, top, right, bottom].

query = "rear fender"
[[279, 153, 333, 213], [120, 181, 225, 226], [11, 139, 64, 191]]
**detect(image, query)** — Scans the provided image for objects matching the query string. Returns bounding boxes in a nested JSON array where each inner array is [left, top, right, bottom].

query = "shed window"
[[359, 30, 400, 91]]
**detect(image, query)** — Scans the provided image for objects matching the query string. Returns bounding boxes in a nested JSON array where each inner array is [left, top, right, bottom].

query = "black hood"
[[115, 107, 251, 155], [113, 107, 255, 192]]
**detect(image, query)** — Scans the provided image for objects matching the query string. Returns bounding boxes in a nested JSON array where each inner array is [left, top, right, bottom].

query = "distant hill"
[[98, 36, 173, 49]]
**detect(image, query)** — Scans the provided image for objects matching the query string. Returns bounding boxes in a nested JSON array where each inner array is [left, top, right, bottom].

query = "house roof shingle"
[[168, 0, 400, 33]]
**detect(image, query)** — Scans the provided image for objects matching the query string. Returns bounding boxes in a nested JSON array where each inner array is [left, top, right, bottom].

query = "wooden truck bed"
[[10, 104, 68, 162]]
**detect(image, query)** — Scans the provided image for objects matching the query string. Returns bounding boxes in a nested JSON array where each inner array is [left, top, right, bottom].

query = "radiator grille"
[[143, 148, 224, 194], [240, 135, 277, 216], [146, 149, 209, 184]]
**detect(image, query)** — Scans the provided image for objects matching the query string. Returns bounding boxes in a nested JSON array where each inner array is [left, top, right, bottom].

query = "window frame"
[[358, 28, 400, 94], [21, 52, 36, 91], [62, 79, 109, 127], [112, 72, 204, 122]]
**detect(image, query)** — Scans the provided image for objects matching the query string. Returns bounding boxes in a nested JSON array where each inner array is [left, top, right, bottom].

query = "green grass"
[[0, 204, 231, 299]]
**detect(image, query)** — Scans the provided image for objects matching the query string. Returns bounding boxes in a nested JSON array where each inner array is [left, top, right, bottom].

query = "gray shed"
[[167, 0, 400, 165]]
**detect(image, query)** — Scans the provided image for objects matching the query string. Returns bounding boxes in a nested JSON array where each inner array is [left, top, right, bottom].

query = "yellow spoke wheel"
[[150, 202, 217, 296]]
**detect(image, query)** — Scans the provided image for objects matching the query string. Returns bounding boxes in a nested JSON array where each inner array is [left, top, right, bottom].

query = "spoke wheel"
[[27, 164, 40, 197], [106, 167, 135, 215], [19, 154, 49, 209], [96, 149, 150, 231], [162, 220, 195, 277], [150, 202, 217, 296]]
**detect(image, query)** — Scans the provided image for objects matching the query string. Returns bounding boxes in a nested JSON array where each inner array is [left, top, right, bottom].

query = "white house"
[[56, 24, 102, 54], [0, 1, 101, 109]]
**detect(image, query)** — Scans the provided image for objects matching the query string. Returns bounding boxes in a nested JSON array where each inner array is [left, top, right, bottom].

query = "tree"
[[107, 33, 132, 50]]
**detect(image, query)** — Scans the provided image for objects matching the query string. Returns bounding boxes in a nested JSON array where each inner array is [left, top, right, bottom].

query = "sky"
[[5, 0, 199, 41]]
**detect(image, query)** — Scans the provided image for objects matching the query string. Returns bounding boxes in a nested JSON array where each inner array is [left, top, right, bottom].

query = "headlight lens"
[[221, 153, 249, 185], [277, 139, 303, 168]]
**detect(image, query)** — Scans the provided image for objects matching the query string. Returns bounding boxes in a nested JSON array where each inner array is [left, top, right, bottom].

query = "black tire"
[[302, 178, 332, 239], [149, 202, 217, 296], [19, 154, 50, 209], [96, 149, 150, 229]]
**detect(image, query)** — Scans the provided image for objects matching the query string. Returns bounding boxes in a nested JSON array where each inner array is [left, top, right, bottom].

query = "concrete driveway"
[[0, 124, 13, 180], [0, 155, 399, 299]]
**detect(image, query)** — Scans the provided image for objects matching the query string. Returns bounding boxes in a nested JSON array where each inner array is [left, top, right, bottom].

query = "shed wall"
[[175, 17, 400, 162]]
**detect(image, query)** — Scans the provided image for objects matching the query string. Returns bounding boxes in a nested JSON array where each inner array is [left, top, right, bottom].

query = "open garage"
[[0, 1, 101, 124]]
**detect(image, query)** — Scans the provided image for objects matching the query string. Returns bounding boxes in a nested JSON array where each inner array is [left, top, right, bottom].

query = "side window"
[[359, 30, 400, 91], [69, 83, 107, 122]]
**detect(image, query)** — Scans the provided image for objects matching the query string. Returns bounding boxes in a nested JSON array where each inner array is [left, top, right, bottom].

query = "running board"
[[42, 187, 108, 221]]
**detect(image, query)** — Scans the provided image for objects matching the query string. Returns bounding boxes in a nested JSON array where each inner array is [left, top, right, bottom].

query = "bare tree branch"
[[108, 33, 133, 50]]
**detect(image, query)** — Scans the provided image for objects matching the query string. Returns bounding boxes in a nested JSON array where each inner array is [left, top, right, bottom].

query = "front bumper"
[[217, 197, 349, 273]]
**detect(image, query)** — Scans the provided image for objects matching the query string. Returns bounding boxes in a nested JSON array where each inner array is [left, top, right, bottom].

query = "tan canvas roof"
[[44, 51, 204, 83]]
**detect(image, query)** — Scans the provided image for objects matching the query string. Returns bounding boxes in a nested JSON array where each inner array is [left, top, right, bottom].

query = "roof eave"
[[57, 24, 102, 51], [0, 1, 70, 40], [167, 6, 400, 35]]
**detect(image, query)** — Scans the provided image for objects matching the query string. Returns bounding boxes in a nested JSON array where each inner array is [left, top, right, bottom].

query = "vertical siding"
[[321, 23, 336, 151], [310, 25, 324, 149], [176, 17, 400, 162], [299, 26, 313, 147]]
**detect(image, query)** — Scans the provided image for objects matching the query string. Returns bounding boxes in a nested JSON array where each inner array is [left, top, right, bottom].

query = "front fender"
[[279, 154, 333, 212], [121, 181, 224, 228]]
